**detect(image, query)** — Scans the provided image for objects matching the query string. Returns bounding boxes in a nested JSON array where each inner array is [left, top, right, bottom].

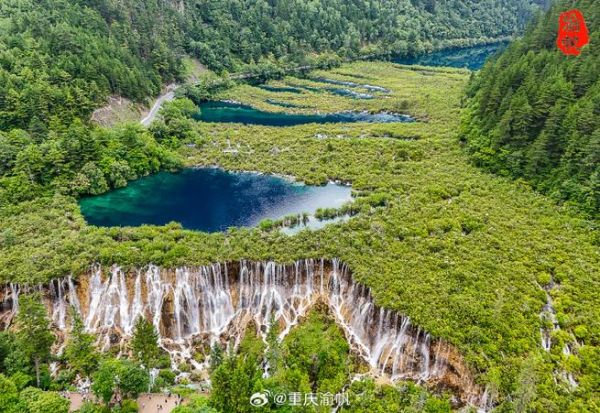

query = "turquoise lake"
[[81, 45, 502, 232], [393, 43, 507, 70], [79, 168, 352, 232], [194, 101, 414, 126]]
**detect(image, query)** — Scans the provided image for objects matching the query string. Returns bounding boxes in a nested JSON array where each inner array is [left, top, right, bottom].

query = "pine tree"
[[463, 0, 600, 217], [265, 315, 282, 376], [64, 308, 99, 377], [14, 293, 55, 387], [209, 343, 224, 373], [131, 317, 160, 369]]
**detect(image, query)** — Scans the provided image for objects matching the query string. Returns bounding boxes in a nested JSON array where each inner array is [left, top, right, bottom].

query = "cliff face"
[[0, 259, 490, 410]]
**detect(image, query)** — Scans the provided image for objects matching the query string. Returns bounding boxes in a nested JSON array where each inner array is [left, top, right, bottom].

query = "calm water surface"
[[194, 101, 413, 126], [81, 46, 506, 232], [393, 43, 507, 70], [80, 168, 352, 233]]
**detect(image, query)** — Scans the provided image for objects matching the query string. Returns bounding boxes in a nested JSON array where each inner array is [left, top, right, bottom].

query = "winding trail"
[[139, 65, 315, 126], [141, 84, 178, 126]]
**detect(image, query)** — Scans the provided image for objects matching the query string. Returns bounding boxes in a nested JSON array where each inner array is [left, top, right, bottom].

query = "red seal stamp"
[[557, 9, 589, 56]]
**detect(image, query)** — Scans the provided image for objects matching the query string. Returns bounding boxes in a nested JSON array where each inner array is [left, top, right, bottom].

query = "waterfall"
[[540, 291, 559, 351], [0, 258, 488, 409], [538, 279, 579, 389]]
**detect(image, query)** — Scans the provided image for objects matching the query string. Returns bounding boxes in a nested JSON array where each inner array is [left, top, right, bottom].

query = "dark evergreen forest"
[[462, 0, 599, 217]]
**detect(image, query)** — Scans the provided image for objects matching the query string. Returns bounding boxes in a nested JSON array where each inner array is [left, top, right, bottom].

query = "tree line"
[[462, 0, 600, 218], [0, 0, 545, 207]]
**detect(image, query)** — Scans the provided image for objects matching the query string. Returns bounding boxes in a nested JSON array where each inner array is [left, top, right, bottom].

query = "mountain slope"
[[0, 0, 545, 132], [0, 0, 546, 207], [462, 0, 600, 218]]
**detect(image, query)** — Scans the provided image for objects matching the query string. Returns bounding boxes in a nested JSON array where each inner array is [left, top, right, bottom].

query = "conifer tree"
[[131, 317, 160, 369], [64, 308, 99, 377], [15, 293, 54, 387]]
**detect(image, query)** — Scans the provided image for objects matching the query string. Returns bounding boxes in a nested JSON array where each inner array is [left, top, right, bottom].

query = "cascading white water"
[[1, 259, 488, 409], [540, 291, 559, 352], [537, 277, 580, 389]]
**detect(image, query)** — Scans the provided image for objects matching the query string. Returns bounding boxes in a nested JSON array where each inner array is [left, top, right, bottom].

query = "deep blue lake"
[[393, 43, 507, 70], [79, 168, 352, 232], [194, 101, 413, 126]]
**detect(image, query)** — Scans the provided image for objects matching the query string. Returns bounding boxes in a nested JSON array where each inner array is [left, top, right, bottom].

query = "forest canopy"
[[0, 0, 545, 127], [462, 0, 600, 218]]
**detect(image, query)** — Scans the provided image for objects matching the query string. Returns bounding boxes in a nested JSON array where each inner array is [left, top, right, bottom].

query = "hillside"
[[462, 0, 600, 218], [0, 0, 547, 207], [0, 0, 545, 130]]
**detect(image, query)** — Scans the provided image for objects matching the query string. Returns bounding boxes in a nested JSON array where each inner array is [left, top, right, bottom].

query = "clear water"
[[393, 43, 508, 70], [79, 168, 352, 233], [194, 101, 413, 126]]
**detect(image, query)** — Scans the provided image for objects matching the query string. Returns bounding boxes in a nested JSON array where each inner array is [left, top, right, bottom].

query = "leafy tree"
[[14, 294, 55, 387], [210, 354, 263, 413], [79, 162, 109, 195], [91, 359, 149, 406], [19, 387, 69, 413], [90, 360, 116, 406], [8, 372, 32, 392], [0, 374, 19, 412], [118, 362, 150, 400], [209, 330, 264, 413]]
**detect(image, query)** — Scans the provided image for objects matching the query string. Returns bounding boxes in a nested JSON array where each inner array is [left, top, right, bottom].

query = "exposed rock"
[[1, 259, 489, 410]]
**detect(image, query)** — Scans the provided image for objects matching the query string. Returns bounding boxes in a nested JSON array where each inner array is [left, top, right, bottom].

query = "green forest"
[[1, 0, 599, 412], [0, 0, 545, 206], [462, 0, 600, 218]]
